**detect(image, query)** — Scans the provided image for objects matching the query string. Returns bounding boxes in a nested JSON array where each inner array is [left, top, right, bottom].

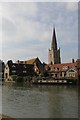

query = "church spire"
[[51, 27, 57, 50]]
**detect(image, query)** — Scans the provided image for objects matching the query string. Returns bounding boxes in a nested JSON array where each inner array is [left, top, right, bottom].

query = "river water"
[[2, 83, 78, 118]]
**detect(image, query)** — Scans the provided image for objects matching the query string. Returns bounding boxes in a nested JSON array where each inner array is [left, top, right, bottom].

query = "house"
[[4, 60, 34, 82], [18, 57, 45, 75], [45, 59, 79, 80]]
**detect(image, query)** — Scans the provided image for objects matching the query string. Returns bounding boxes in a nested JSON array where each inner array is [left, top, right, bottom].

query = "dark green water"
[[2, 83, 78, 118]]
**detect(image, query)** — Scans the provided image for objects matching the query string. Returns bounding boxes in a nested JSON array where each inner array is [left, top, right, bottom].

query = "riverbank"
[[0, 114, 16, 120]]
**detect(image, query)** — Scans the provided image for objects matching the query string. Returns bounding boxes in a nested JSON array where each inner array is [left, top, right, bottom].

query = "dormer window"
[[12, 65, 16, 68]]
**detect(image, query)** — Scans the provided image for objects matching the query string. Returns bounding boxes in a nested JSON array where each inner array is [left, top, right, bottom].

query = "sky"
[[0, 1, 78, 63]]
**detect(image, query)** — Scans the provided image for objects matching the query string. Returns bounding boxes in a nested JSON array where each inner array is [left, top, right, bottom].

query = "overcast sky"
[[0, 2, 78, 63]]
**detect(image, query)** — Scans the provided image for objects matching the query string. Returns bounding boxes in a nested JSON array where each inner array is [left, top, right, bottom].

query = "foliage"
[[11, 75, 18, 81], [11, 75, 23, 82]]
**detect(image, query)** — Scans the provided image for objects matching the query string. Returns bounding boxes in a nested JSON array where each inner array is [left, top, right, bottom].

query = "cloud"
[[1, 2, 78, 63], [2, 18, 51, 44], [2, 2, 38, 19], [0, 0, 79, 2], [54, 2, 78, 11], [2, 2, 51, 44], [0, 3, 2, 59], [66, 2, 78, 11]]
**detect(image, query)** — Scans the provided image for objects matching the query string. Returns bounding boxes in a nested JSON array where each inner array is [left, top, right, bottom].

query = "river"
[[2, 82, 78, 118]]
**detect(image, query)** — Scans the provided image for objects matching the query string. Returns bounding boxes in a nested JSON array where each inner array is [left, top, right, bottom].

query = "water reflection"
[[2, 83, 78, 118]]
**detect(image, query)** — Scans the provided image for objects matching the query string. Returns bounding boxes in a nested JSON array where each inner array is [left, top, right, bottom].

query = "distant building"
[[48, 28, 61, 64]]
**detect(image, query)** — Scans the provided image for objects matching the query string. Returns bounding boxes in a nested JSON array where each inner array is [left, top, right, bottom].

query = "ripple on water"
[[2, 84, 78, 118]]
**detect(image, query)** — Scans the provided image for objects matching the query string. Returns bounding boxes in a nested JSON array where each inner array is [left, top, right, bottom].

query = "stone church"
[[48, 28, 61, 64]]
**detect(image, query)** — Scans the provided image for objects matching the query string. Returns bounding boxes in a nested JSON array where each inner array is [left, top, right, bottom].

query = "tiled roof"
[[46, 62, 78, 72], [24, 58, 37, 64]]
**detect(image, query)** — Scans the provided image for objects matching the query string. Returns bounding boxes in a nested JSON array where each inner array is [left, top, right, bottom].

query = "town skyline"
[[0, 2, 78, 63]]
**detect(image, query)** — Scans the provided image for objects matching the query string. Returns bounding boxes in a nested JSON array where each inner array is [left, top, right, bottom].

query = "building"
[[48, 28, 61, 64], [4, 60, 34, 82], [0, 60, 5, 80], [47, 27, 80, 80], [45, 59, 79, 80], [18, 57, 45, 75]]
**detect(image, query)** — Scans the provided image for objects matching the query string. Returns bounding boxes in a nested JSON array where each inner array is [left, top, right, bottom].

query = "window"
[[12, 70, 16, 73], [23, 71, 26, 73], [60, 72, 62, 77], [63, 66, 68, 70], [55, 74, 57, 78], [24, 65, 26, 68], [6, 67, 8, 69], [57, 68, 59, 70], [64, 72, 66, 77], [51, 66, 54, 71], [12, 65, 16, 68]]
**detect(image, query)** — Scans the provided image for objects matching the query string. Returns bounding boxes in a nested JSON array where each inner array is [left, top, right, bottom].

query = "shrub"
[[11, 75, 18, 81]]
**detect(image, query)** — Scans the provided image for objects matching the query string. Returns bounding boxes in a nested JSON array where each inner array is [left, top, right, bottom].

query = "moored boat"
[[32, 77, 77, 85]]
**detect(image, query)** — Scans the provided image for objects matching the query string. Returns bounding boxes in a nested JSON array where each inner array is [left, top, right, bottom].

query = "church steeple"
[[51, 27, 57, 50], [48, 27, 61, 64]]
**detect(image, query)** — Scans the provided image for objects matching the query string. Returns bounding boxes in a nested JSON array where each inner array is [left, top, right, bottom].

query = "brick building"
[[45, 59, 79, 80]]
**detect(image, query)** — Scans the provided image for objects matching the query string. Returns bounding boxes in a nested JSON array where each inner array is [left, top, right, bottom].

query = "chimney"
[[72, 59, 75, 63]]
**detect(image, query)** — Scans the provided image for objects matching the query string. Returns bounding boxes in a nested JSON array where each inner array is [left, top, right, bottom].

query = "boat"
[[32, 77, 77, 85]]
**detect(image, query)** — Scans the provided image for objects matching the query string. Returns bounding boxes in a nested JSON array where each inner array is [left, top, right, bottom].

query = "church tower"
[[48, 28, 61, 64]]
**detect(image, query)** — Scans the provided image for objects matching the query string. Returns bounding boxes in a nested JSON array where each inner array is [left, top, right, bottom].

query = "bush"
[[11, 75, 18, 81], [11, 75, 23, 82], [16, 76, 23, 82]]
